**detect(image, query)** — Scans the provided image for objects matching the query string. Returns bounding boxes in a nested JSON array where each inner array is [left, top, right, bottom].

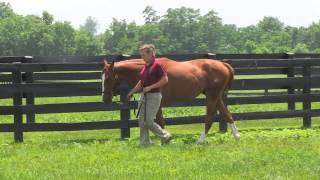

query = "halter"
[[101, 71, 120, 96]]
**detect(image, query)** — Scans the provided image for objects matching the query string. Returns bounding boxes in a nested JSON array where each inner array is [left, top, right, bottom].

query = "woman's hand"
[[127, 80, 142, 100], [127, 91, 133, 100], [143, 86, 153, 93]]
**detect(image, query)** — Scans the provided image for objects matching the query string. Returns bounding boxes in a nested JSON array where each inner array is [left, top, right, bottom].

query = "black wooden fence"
[[1, 53, 320, 142]]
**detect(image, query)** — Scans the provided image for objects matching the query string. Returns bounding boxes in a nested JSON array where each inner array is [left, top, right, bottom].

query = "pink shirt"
[[140, 59, 167, 92]]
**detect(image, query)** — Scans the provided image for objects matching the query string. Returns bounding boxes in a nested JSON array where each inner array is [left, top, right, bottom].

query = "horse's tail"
[[223, 62, 234, 91]]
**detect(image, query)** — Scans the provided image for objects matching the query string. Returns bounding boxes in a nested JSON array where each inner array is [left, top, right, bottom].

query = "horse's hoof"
[[161, 135, 172, 145], [196, 139, 205, 144], [196, 132, 207, 144], [233, 133, 240, 141]]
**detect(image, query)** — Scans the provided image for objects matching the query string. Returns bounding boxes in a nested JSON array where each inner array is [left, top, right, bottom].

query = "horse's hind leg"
[[217, 98, 240, 140], [197, 93, 219, 144], [155, 107, 165, 129]]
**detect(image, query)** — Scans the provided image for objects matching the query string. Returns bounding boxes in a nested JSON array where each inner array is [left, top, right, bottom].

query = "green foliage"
[[0, 2, 14, 18], [80, 16, 98, 35], [75, 30, 102, 56], [103, 19, 140, 54], [294, 43, 310, 53], [143, 6, 160, 24], [42, 11, 54, 25], [1, 2, 320, 56]]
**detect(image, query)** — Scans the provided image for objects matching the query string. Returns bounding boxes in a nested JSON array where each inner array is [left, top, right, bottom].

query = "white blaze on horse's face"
[[102, 61, 116, 103], [101, 72, 105, 96]]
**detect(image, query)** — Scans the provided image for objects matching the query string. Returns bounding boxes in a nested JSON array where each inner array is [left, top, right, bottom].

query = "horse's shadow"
[[239, 126, 320, 132], [44, 126, 320, 145], [53, 138, 110, 145]]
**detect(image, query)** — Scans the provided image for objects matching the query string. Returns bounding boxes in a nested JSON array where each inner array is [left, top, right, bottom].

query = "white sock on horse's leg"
[[101, 73, 105, 96], [228, 123, 240, 141], [197, 131, 207, 144]]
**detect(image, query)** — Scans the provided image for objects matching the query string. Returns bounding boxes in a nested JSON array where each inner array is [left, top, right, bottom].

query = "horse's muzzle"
[[103, 95, 112, 104]]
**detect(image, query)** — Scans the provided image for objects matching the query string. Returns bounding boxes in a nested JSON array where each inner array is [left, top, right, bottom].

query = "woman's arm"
[[127, 80, 142, 99], [143, 75, 168, 93]]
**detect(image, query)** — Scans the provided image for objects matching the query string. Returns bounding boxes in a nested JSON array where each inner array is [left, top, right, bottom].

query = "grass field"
[[1, 94, 320, 179]]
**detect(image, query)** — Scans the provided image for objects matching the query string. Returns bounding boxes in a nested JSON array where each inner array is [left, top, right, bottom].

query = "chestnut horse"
[[102, 58, 240, 144]]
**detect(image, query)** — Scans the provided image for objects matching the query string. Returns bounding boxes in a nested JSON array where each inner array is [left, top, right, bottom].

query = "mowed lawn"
[[1, 95, 320, 179]]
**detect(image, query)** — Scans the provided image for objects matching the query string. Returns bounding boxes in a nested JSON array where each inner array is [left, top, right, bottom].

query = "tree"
[[51, 22, 76, 55], [303, 21, 320, 51], [42, 11, 54, 25], [198, 10, 223, 53], [80, 16, 98, 35], [74, 30, 102, 55], [160, 7, 202, 53], [0, 15, 48, 55], [103, 19, 139, 54], [143, 6, 160, 24], [244, 40, 257, 53], [0, 2, 14, 18], [257, 16, 284, 33], [1, 5, 320, 56], [218, 24, 240, 53], [293, 43, 309, 53], [259, 31, 291, 52]]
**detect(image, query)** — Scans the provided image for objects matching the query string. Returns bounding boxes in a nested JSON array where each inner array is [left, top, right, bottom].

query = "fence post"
[[116, 55, 131, 139], [119, 82, 131, 139], [302, 63, 311, 128], [206, 53, 216, 59], [22, 56, 35, 123], [286, 52, 295, 111], [12, 65, 23, 142]]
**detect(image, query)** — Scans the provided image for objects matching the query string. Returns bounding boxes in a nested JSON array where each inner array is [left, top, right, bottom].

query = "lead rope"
[[133, 95, 138, 118], [144, 93, 147, 124], [135, 93, 145, 119], [135, 82, 145, 118]]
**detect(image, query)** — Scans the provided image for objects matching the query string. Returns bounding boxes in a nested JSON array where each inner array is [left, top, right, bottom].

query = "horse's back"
[[158, 58, 230, 78], [156, 58, 232, 103]]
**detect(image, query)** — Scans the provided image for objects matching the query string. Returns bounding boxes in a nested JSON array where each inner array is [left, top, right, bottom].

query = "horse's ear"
[[109, 61, 115, 70], [102, 59, 108, 72], [103, 59, 108, 66]]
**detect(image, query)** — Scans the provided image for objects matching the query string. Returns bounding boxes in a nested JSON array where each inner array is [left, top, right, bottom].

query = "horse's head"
[[102, 60, 120, 103]]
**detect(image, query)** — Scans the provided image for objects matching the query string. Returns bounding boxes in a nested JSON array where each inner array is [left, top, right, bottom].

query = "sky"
[[3, 0, 320, 33]]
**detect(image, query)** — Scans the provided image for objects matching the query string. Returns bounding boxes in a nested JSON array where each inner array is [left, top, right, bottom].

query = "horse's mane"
[[114, 59, 145, 74], [118, 59, 145, 64], [114, 58, 172, 73]]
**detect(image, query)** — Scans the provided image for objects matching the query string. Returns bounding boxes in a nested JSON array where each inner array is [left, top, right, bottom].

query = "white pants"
[[138, 92, 171, 145]]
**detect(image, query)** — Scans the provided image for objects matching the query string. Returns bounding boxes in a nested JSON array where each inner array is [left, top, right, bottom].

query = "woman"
[[127, 44, 172, 145]]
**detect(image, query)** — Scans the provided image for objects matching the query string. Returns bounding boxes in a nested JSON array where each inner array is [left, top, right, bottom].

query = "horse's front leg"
[[155, 107, 166, 129]]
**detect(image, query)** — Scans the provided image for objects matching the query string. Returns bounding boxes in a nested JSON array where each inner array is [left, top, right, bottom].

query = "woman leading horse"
[[102, 44, 240, 144], [127, 44, 172, 145]]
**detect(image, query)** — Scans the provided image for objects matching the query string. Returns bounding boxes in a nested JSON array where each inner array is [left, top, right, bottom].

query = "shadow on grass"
[[12, 125, 319, 145], [52, 138, 110, 144], [239, 125, 320, 132]]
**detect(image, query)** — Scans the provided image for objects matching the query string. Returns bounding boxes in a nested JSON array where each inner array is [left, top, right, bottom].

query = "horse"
[[102, 58, 240, 144]]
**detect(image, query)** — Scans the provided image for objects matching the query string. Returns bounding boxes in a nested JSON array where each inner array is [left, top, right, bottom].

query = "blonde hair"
[[139, 44, 156, 56]]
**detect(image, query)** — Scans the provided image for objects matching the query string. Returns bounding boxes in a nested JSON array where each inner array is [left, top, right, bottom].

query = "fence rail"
[[1, 53, 320, 142]]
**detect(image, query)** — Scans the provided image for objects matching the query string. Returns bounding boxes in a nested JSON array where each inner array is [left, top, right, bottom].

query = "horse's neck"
[[114, 60, 144, 85]]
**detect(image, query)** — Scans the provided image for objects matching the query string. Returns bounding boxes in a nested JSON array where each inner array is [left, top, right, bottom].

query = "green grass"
[[1, 124, 320, 179], [1, 93, 320, 179]]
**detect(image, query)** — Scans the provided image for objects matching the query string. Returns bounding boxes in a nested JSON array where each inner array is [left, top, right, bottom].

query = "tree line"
[[1, 2, 320, 56]]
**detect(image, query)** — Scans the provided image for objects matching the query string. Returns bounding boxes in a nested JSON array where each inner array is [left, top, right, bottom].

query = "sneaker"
[[161, 135, 172, 145]]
